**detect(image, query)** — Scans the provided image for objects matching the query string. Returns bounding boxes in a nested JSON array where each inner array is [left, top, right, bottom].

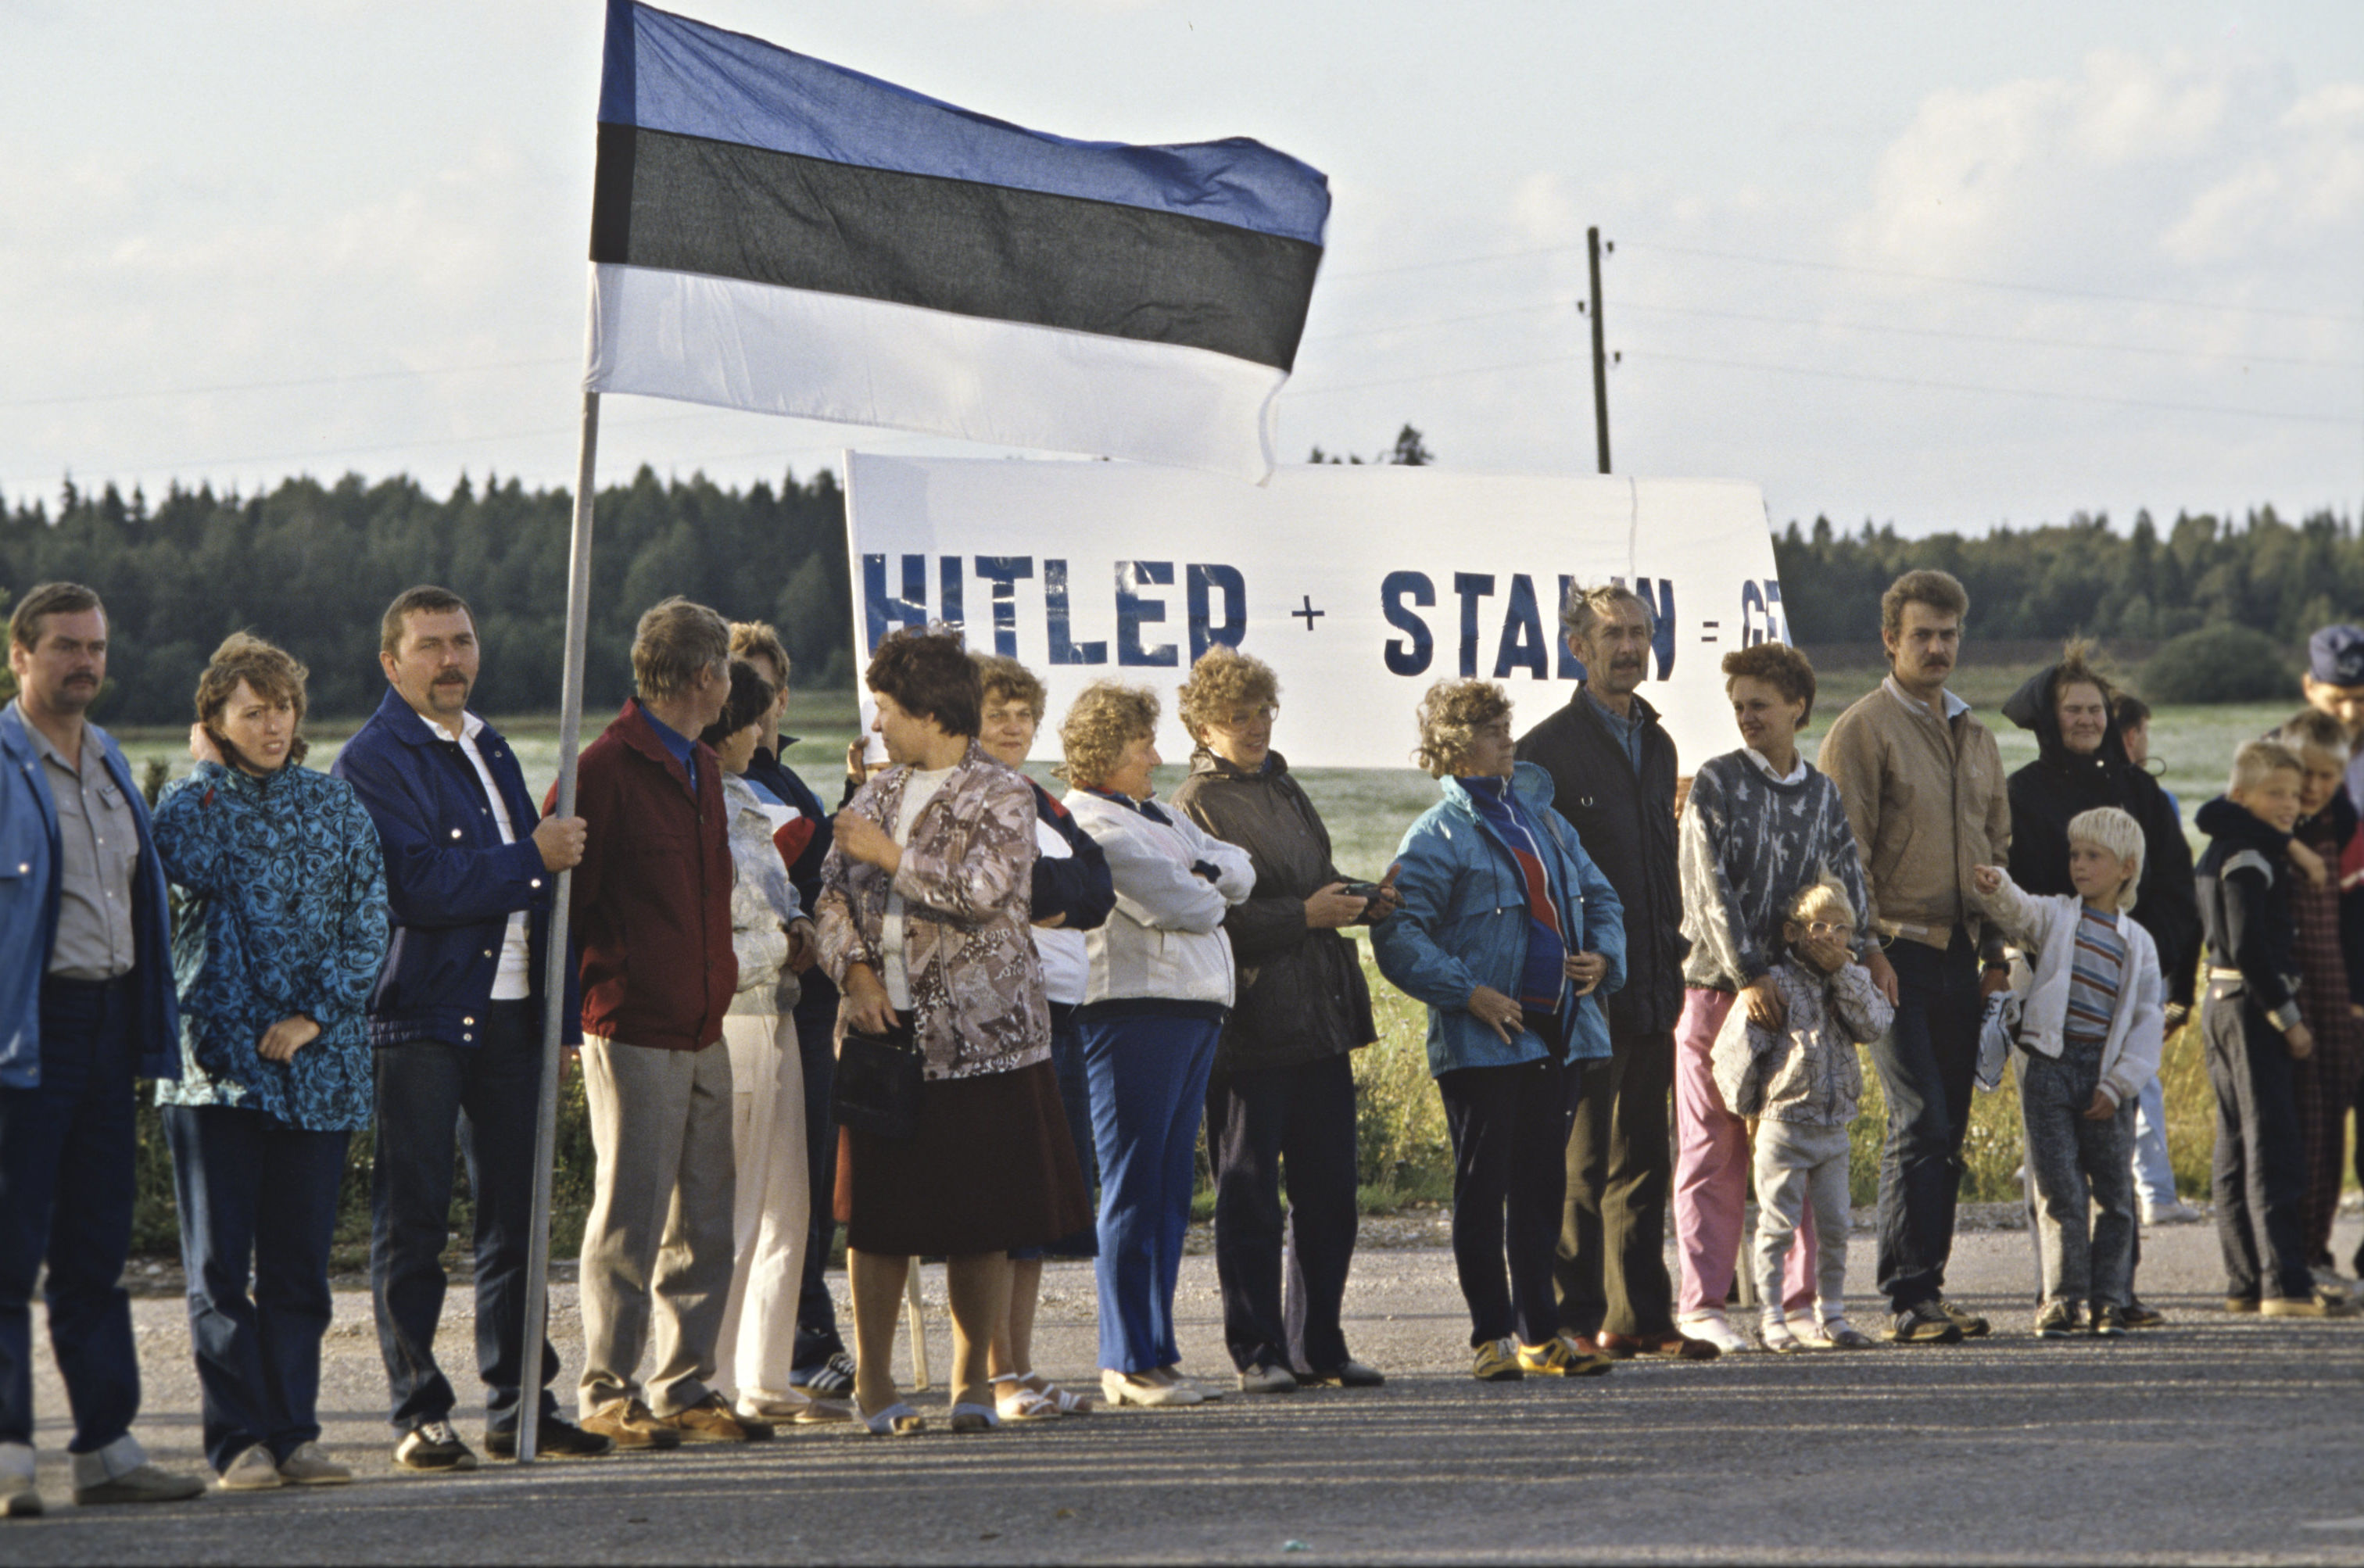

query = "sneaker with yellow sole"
[[1472, 1337, 1524, 1382], [1517, 1336, 1615, 1377]]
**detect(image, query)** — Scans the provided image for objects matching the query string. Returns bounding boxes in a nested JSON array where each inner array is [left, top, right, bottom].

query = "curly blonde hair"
[[193, 632, 310, 769], [1176, 645, 1279, 743], [1413, 678, 1513, 778], [1058, 680, 1159, 787]]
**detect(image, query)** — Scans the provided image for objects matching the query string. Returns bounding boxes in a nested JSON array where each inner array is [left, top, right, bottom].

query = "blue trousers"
[[369, 1003, 560, 1434], [0, 976, 142, 1453], [1082, 1011, 1220, 1374], [1866, 929, 1982, 1312], [163, 1104, 349, 1473]]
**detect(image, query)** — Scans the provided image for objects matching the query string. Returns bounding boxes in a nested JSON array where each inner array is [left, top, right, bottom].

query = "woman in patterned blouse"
[[150, 634, 389, 1493]]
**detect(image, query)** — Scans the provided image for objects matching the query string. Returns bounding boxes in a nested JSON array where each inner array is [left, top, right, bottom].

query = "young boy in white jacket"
[[1973, 806, 2165, 1338]]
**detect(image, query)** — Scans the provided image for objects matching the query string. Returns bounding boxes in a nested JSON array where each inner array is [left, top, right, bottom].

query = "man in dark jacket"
[[2000, 646, 2203, 1320], [1513, 582, 1710, 1360], [563, 598, 748, 1448], [333, 585, 611, 1470], [1171, 648, 1386, 1392]]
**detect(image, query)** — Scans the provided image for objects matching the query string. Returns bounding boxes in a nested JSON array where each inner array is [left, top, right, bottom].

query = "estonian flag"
[[587, 1, 1330, 481]]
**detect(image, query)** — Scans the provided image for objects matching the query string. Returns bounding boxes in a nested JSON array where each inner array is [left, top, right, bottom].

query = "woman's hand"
[[1467, 985, 1525, 1046], [833, 810, 901, 874], [257, 1015, 321, 1063], [1742, 973, 1786, 1029], [1364, 864, 1402, 924], [1564, 951, 1609, 997], [188, 723, 224, 767], [840, 964, 899, 1035], [1304, 882, 1370, 930], [784, 918, 818, 973], [2290, 839, 2330, 888], [2287, 1021, 2316, 1061]]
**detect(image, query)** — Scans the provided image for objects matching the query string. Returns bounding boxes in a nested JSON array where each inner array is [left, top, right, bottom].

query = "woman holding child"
[[1673, 642, 1875, 1352]]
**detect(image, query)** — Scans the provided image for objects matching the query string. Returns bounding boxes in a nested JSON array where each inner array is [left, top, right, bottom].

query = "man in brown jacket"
[[1815, 570, 2011, 1345]]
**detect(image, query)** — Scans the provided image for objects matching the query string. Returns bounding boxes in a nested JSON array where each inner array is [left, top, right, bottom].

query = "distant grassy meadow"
[[109, 661, 2306, 1256]]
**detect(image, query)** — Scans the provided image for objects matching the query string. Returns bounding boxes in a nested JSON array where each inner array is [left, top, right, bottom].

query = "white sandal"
[[1019, 1371, 1093, 1415], [992, 1376, 1062, 1422]]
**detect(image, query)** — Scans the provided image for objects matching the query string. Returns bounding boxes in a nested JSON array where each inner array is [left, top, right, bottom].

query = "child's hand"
[[2290, 839, 2329, 888], [1971, 865, 2004, 897], [2081, 1087, 2119, 1121], [1798, 931, 1851, 977]]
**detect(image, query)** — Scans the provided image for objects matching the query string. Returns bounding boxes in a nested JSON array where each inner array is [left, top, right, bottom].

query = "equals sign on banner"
[[1700, 621, 1720, 644]]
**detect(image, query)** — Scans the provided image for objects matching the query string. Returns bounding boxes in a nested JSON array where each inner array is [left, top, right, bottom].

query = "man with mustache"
[[1, 582, 206, 1514], [1515, 582, 1715, 1360], [331, 585, 610, 1468], [1818, 569, 2012, 1344]]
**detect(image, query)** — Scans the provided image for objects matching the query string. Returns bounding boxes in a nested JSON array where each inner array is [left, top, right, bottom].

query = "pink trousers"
[[1673, 988, 1818, 1318]]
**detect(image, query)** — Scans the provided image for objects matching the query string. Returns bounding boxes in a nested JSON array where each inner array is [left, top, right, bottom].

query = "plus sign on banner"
[[842, 453, 1784, 772]]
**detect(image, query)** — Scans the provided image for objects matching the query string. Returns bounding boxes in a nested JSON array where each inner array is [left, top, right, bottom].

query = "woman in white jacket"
[[1060, 682, 1254, 1408]]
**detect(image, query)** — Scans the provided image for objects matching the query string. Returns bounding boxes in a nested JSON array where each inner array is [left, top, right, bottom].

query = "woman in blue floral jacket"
[[150, 634, 389, 1491]]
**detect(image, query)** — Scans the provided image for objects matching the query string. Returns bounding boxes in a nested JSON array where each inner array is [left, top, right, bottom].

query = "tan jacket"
[[1815, 676, 2011, 961]]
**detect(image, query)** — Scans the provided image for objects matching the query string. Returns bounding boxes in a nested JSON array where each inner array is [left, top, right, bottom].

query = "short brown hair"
[[866, 627, 980, 739], [1413, 678, 1513, 778], [972, 653, 1047, 719], [632, 597, 732, 702], [2111, 692, 2151, 731], [1880, 569, 1969, 638], [380, 585, 474, 660], [194, 632, 310, 768], [1176, 645, 1279, 743], [1560, 580, 1654, 649], [1058, 680, 1159, 787], [729, 621, 791, 684], [2276, 707, 2353, 761], [1721, 642, 1818, 725], [700, 658, 776, 747], [9, 582, 103, 650]]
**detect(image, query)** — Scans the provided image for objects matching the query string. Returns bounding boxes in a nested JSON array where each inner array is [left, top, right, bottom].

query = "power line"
[[1284, 353, 1589, 397], [1637, 349, 2363, 426], [0, 356, 575, 411]]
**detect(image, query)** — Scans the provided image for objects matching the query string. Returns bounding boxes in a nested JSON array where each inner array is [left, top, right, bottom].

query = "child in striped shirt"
[[1972, 807, 2165, 1338]]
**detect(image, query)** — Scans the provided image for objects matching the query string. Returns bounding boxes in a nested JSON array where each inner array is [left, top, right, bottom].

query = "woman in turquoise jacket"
[[1372, 679, 1624, 1383]]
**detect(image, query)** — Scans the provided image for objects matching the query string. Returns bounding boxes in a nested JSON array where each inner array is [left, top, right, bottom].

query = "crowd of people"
[[3, 562, 2362, 1513]]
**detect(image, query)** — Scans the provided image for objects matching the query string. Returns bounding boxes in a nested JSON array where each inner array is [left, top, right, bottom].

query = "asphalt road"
[[10, 1216, 2364, 1564]]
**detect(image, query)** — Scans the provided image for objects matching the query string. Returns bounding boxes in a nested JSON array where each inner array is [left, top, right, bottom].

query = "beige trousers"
[[713, 1011, 811, 1409]]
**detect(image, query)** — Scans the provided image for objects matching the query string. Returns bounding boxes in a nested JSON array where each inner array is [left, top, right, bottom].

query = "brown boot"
[[579, 1398, 683, 1449], [660, 1394, 771, 1443]]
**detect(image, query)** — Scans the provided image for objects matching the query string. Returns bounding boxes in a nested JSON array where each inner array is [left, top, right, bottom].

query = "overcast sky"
[[5, 0, 2359, 535]]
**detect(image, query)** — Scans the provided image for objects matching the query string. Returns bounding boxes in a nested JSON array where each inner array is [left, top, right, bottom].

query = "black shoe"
[[1299, 1359, 1386, 1388], [2121, 1299, 2167, 1330], [394, 1419, 479, 1472], [1886, 1301, 1965, 1344], [2090, 1303, 2129, 1338], [1936, 1298, 1991, 1337], [2034, 1300, 2078, 1339], [792, 1350, 857, 1398], [484, 1416, 615, 1461]]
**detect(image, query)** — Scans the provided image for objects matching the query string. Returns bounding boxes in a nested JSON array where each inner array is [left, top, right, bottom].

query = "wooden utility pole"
[[1587, 226, 1610, 474]]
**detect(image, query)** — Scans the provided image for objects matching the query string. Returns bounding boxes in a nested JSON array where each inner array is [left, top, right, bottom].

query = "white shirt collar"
[[1882, 675, 1969, 723], [414, 706, 485, 746], [1743, 746, 1808, 785]]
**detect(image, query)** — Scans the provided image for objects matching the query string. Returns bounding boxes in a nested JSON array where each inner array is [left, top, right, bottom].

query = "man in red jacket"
[[565, 598, 754, 1448]]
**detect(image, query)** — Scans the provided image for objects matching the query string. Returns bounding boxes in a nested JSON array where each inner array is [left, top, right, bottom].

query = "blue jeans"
[[0, 976, 142, 1453], [1866, 929, 1981, 1312], [369, 1004, 560, 1434], [162, 1104, 349, 1473], [2129, 1072, 2176, 1207], [1082, 1010, 1220, 1374]]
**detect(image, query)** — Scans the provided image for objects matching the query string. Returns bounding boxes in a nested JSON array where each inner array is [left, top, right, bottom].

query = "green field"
[[107, 666, 2306, 1257]]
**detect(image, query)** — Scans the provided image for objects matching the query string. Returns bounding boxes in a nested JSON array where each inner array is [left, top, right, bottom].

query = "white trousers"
[[713, 1012, 811, 1408]]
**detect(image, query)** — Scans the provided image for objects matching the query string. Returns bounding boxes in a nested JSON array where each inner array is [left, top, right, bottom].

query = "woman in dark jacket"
[[1169, 646, 1389, 1393]]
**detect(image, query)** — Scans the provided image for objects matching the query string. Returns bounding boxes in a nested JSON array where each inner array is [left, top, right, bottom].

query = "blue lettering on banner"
[[1044, 560, 1108, 666], [1554, 575, 1587, 680], [1116, 560, 1179, 668], [862, 553, 929, 648], [1637, 576, 1675, 678], [1739, 578, 1786, 646], [1187, 564, 1247, 662], [1494, 573, 1549, 678], [1452, 573, 1495, 678], [972, 556, 1034, 657], [939, 556, 965, 636], [1381, 571, 1435, 676]]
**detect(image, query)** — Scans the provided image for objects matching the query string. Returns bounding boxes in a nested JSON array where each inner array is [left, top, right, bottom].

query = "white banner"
[[842, 455, 1787, 772]]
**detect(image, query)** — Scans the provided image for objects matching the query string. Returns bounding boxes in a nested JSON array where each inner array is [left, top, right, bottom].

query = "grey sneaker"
[[73, 1462, 206, 1506], [1237, 1363, 1298, 1395], [276, 1441, 351, 1486], [1, 1472, 40, 1519], [216, 1444, 284, 1492]]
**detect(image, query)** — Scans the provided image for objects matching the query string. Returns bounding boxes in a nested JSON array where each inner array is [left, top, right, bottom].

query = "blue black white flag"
[[586, 1, 1331, 481]]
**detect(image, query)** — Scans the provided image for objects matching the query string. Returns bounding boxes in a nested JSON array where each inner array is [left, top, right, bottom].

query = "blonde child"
[[1973, 807, 2162, 1337], [1709, 876, 1892, 1351]]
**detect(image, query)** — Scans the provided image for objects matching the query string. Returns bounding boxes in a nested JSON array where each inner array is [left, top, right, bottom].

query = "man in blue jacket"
[[1, 582, 206, 1516], [332, 585, 611, 1469]]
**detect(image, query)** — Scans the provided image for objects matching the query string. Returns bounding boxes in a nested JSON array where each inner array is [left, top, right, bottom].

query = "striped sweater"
[[1678, 749, 1874, 992]]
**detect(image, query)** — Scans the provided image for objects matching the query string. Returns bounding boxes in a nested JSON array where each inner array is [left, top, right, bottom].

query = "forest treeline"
[[0, 466, 2350, 725]]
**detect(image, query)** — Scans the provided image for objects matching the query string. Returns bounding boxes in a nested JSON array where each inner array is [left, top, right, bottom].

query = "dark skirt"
[[835, 1057, 1093, 1256]]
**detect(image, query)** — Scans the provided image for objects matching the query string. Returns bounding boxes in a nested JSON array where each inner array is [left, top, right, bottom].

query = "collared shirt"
[[1882, 673, 1971, 729], [417, 707, 532, 1001], [1585, 686, 1646, 774], [1743, 746, 1809, 786], [17, 702, 138, 979], [637, 700, 697, 794]]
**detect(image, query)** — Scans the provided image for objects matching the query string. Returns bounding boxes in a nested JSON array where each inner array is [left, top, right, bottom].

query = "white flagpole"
[[518, 387, 600, 1464]]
